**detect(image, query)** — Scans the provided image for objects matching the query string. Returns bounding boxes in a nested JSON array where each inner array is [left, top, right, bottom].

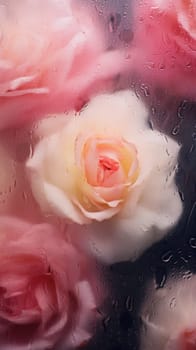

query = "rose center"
[[0, 259, 57, 323], [0, 290, 38, 317], [81, 136, 140, 190], [97, 156, 119, 184]]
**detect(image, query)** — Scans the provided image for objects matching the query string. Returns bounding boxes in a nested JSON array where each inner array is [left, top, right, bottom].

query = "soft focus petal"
[[128, 0, 196, 99], [0, 217, 103, 349], [0, 0, 128, 130], [140, 275, 196, 350]]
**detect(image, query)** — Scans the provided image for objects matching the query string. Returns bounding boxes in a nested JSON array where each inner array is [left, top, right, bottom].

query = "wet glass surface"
[[0, 1, 195, 350]]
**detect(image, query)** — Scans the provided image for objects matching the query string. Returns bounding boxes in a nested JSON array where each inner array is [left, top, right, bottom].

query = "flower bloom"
[[0, 0, 127, 130], [27, 90, 182, 263], [140, 275, 196, 350], [129, 0, 196, 99], [0, 217, 101, 349]]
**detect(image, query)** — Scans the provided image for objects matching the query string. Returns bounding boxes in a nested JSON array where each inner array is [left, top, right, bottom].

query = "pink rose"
[[140, 274, 196, 350], [0, 217, 101, 349], [129, 0, 196, 99], [0, 0, 127, 130]]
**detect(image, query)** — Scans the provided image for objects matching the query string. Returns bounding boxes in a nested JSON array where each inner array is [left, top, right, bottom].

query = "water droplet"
[[161, 251, 173, 263], [125, 296, 133, 311], [159, 63, 165, 70], [146, 61, 155, 69], [172, 125, 180, 136], [192, 132, 196, 141], [180, 256, 188, 263], [177, 100, 189, 119], [183, 271, 192, 280], [102, 316, 111, 331], [189, 237, 196, 249], [108, 13, 121, 33], [189, 144, 195, 154], [170, 297, 176, 309], [112, 300, 118, 310], [22, 191, 28, 201], [148, 118, 154, 130], [179, 190, 185, 202], [155, 266, 167, 289], [186, 62, 192, 69], [166, 148, 170, 156], [119, 29, 133, 43], [140, 83, 150, 97]]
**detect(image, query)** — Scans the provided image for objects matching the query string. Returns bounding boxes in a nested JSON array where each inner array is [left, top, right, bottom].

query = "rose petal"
[[0, 0, 127, 129], [0, 217, 102, 349]]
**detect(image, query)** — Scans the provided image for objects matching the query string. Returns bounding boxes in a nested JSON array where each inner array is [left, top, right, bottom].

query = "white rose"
[[27, 90, 182, 263]]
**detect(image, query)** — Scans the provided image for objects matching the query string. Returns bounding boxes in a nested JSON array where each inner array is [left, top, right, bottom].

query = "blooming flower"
[[0, 0, 127, 130], [0, 217, 101, 349], [129, 0, 196, 99], [140, 274, 196, 350], [27, 90, 182, 263]]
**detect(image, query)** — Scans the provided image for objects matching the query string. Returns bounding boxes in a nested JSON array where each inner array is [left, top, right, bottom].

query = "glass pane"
[[0, 1, 195, 349]]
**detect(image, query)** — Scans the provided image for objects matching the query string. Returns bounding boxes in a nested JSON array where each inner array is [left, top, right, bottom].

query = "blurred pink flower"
[[140, 274, 196, 350], [0, 217, 101, 350], [129, 0, 196, 99], [0, 0, 127, 130]]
